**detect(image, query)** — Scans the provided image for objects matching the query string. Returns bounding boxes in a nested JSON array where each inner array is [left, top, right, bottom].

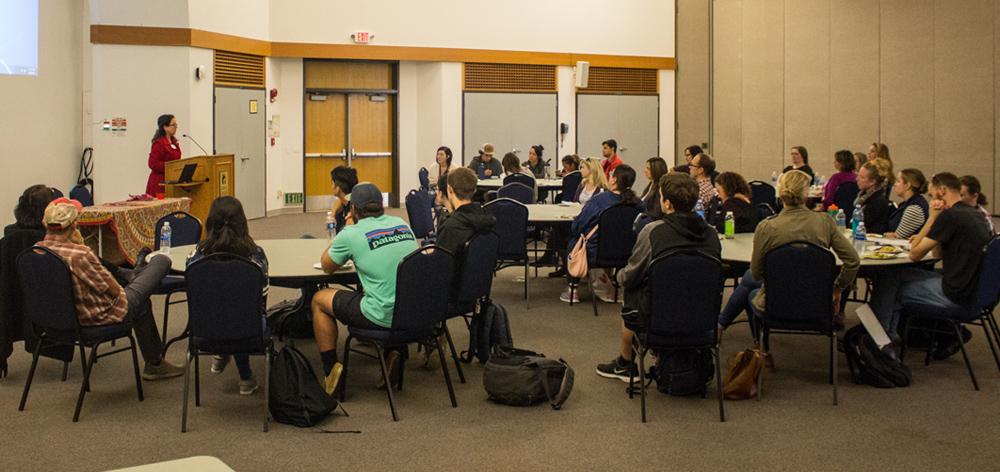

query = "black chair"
[[181, 253, 272, 432], [833, 181, 860, 222], [154, 211, 202, 347], [484, 198, 531, 308], [418, 167, 431, 192], [503, 172, 536, 190], [555, 171, 582, 203], [405, 189, 436, 242], [17, 247, 144, 422], [444, 232, 500, 383], [340, 246, 456, 421], [570, 204, 641, 316], [630, 250, 725, 423], [757, 242, 839, 405], [749, 180, 778, 211], [756, 202, 776, 222], [633, 213, 654, 234], [497, 182, 535, 205], [900, 235, 1000, 390]]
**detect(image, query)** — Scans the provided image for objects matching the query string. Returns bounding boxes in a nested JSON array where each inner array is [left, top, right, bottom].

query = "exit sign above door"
[[351, 31, 372, 44]]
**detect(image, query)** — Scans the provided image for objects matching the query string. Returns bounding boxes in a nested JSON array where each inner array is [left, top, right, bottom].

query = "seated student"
[[467, 143, 503, 179], [523, 145, 548, 179], [869, 172, 992, 345], [189, 196, 269, 396], [718, 171, 859, 330], [782, 146, 815, 180], [885, 168, 929, 239], [600, 139, 624, 179], [500, 152, 533, 181], [436, 167, 496, 258], [575, 158, 608, 205], [555, 154, 580, 178], [689, 153, 719, 209], [595, 173, 722, 381], [5, 185, 55, 236], [427, 146, 452, 188], [822, 150, 857, 209], [560, 164, 644, 304], [854, 161, 893, 234], [712, 171, 757, 233], [330, 166, 359, 230], [640, 157, 669, 219], [541, 158, 609, 278], [36, 199, 184, 380], [311, 183, 419, 394], [959, 175, 995, 234], [672, 144, 703, 175]]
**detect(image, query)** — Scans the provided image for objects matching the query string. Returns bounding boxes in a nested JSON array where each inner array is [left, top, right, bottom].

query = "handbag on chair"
[[567, 226, 599, 279]]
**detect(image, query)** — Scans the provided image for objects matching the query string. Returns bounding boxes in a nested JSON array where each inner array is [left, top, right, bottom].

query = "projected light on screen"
[[0, 0, 39, 76]]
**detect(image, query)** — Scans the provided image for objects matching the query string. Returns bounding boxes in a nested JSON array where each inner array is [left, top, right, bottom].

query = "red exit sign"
[[352, 31, 371, 44]]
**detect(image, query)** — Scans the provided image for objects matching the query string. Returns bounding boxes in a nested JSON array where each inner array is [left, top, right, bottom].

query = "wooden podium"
[[162, 154, 234, 231]]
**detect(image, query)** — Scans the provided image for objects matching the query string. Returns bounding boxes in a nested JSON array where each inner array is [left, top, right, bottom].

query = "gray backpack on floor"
[[483, 346, 574, 409], [461, 300, 512, 363]]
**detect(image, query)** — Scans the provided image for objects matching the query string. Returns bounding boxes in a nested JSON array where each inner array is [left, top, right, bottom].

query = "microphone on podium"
[[182, 134, 210, 156]]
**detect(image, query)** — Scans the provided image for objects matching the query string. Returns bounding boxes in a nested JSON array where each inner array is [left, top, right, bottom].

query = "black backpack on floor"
[[268, 345, 338, 427], [266, 288, 317, 340], [483, 346, 574, 409], [461, 299, 513, 363], [844, 325, 912, 388], [653, 348, 715, 396]]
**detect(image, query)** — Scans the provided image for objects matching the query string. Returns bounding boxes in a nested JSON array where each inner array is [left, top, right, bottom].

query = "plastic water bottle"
[[771, 171, 778, 184], [853, 221, 868, 255], [724, 211, 735, 239], [835, 209, 846, 232], [159, 222, 172, 255], [325, 211, 337, 240], [695, 199, 705, 220], [478, 163, 485, 179], [852, 203, 864, 234]]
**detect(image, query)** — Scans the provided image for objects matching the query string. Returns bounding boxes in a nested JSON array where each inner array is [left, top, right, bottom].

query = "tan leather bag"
[[723, 346, 764, 400], [567, 226, 599, 279]]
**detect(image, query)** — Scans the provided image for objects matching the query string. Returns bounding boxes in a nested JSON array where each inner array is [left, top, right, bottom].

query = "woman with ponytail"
[[559, 164, 644, 303], [187, 196, 269, 395], [146, 114, 182, 196]]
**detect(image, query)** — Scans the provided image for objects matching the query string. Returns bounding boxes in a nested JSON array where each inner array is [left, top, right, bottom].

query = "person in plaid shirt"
[[689, 153, 719, 210], [35, 198, 184, 380]]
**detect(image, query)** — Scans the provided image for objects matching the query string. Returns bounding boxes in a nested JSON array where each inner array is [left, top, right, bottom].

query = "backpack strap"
[[537, 359, 575, 410]]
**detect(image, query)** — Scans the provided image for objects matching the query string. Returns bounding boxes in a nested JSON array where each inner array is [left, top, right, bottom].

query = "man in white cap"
[[36, 198, 184, 380], [311, 182, 419, 394]]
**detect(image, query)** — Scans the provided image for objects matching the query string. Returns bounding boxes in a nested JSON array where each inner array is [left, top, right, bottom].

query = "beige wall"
[[679, 0, 1000, 208]]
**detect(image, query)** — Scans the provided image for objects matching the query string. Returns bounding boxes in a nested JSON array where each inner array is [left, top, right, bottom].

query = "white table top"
[[478, 178, 564, 189], [526, 203, 582, 222], [162, 239, 356, 280], [107, 456, 234, 472], [720, 232, 936, 267]]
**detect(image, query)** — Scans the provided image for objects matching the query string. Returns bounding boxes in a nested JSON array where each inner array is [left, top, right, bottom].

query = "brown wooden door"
[[303, 61, 396, 211]]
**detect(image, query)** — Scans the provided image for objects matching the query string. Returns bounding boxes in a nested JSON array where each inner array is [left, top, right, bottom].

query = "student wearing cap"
[[311, 182, 420, 394], [35, 198, 184, 380], [467, 143, 503, 179]]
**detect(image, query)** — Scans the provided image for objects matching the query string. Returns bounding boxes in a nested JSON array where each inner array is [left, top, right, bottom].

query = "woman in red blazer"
[[145, 114, 182, 196]]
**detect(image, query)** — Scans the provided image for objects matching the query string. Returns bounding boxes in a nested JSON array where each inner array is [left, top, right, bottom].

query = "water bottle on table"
[[853, 221, 867, 255], [160, 222, 172, 255], [852, 203, 864, 234], [835, 209, 846, 232], [695, 199, 705, 220], [724, 211, 735, 239], [325, 211, 337, 241]]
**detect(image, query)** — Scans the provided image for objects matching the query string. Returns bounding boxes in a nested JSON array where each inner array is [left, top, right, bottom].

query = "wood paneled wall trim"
[[90, 25, 675, 69]]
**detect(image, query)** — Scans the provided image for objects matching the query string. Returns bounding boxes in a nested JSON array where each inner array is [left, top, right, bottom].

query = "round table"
[[719, 233, 937, 272], [477, 178, 564, 190], [163, 238, 358, 288], [526, 203, 581, 223]]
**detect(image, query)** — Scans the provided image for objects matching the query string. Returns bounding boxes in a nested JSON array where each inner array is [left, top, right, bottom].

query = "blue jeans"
[[868, 268, 965, 339], [719, 269, 761, 327]]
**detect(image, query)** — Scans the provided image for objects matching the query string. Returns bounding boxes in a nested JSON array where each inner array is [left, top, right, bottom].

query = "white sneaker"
[[595, 288, 616, 303], [239, 377, 259, 395], [559, 286, 580, 303], [210, 355, 230, 374]]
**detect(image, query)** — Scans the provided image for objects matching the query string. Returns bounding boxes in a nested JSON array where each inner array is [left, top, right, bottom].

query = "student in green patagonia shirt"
[[311, 182, 419, 395]]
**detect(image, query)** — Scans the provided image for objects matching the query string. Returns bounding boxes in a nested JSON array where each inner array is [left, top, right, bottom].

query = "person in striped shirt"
[[886, 169, 929, 239], [36, 198, 184, 380]]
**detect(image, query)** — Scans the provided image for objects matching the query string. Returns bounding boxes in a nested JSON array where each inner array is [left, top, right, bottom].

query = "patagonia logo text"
[[365, 225, 415, 250]]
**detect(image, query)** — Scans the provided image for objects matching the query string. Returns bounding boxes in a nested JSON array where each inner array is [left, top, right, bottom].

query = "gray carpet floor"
[[1, 210, 999, 471]]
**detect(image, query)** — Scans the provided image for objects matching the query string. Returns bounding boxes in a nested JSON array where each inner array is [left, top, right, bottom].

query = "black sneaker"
[[596, 357, 637, 383], [548, 268, 567, 278]]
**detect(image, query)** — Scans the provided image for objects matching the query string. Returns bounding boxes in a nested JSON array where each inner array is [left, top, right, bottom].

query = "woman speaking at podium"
[[146, 114, 182, 196]]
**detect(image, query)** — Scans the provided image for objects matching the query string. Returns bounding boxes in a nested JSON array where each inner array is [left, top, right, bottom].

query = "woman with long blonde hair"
[[575, 157, 609, 205]]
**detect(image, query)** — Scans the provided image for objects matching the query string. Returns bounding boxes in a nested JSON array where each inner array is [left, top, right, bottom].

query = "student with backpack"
[[188, 196, 269, 395]]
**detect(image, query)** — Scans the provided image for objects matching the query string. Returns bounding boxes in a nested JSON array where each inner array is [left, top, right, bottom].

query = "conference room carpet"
[[1, 210, 998, 471]]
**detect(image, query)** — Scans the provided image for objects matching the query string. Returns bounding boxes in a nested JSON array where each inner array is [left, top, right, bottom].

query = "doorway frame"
[[301, 59, 401, 209], [212, 85, 269, 219]]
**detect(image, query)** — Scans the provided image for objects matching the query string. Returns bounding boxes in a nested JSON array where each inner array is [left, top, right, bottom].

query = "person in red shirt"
[[600, 139, 623, 179], [145, 114, 182, 196]]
